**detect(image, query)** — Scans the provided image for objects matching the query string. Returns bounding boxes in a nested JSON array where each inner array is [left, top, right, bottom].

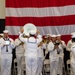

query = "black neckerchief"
[[3, 37, 10, 52]]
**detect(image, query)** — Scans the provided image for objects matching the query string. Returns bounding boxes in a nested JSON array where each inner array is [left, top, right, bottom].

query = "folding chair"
[[62, 60, 66, 75], [43, 59, 50, 75], [21, 56, 26, 75], [13, 58, 17, 75], [67, 59, 71, 75]]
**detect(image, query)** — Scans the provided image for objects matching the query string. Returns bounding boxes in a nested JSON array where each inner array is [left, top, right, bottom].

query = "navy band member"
[[1, 30, 15, 75], [19, 29, 42, 75]]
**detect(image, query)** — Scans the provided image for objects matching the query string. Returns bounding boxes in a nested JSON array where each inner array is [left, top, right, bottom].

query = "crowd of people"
[[0, 28, 75, 75]]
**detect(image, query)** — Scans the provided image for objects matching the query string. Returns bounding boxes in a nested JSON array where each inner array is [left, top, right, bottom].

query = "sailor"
[[47, 35, 63, 75], [56, 34, 66, 75], [0, 33, 4, 74], [37, 35, 44, 75], [19, 29, 42, 75], [15, 28, 25, 75], [66, 32, 75, 52], [70, 34, 75, 75], [0, 30, 15, 75]]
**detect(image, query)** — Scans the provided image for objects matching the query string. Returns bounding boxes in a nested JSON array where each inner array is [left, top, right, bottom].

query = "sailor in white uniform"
[[70, 34, 75, 75], [56, 34, 66, 75], [19, 30, 42, 75], [37, 36, 44, 75], [15, 28, 25, 75], [71, 43, 75, 75], [67, 32, 75, 58], [0, 33, 4, 74], [0, 30, 15, 75], [47, 35, 64, 75], [67, 32, 75, 50], [15, 38, 25, 75]]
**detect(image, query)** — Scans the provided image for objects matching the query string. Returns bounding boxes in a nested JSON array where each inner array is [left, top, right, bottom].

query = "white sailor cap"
[[37, 35, 42, 38], [47, 34, 50, 36], [51, 35, 56, 37], [18, 31, 21, 35], [71, 34, 75, 38], [3, 30, 9, 33], [71, 32, 75, 35], [56, 34, 61, 37], [0, 33, 4, 36], [46, 34, 51, 37], [29, 30, 36, 35]]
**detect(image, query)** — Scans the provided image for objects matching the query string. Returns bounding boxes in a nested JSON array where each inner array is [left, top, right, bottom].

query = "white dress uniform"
[[37, 45, 44, 75], [57, 40, 66, 75], [1, 37, 15, 75], [42, 43, 47, 56], [15, 38, 25, 75], [67, 32, 75, 51], [19, 33, 42, 75], [71, 44, 75, 75], [67, 34, 75, 75], [67, 39, 73, 51], [47, 41, 64, 75], [0, 38, 4, 74]]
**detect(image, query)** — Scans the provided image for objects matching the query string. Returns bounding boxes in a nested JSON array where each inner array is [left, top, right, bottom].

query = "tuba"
[[23, 23, 37, 36]]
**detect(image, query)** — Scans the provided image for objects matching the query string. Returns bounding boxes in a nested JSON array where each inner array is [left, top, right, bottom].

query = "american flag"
[[6, 0, 75, 43]]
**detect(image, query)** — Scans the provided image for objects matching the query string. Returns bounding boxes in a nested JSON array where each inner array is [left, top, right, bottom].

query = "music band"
[[0, 23, 75, 75]]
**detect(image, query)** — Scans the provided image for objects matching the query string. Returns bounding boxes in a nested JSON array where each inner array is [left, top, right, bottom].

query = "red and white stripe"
[[6, 0, 75, 43]]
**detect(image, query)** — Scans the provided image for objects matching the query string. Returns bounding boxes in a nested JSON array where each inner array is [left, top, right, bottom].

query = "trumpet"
[[38, 39, 46, 47]]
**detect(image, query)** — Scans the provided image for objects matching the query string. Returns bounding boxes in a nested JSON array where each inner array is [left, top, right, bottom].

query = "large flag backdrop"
[[6, 0, 75, 43]]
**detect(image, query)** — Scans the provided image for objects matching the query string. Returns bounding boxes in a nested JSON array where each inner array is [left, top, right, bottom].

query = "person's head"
[[29, 30, 36, 37], [71, 32, 75, 36], [18, 28, 24, 35], [47, 34, 51, 40], [51, 35, 57, 42], [71, 34, 75, 42], [56, 34, 61, 40], [45, 34, 51, 43], [20, 27, 24, 33], [3, 30, 9, 38], [36, 29, 40, 35], [0, 33, 4, 38]]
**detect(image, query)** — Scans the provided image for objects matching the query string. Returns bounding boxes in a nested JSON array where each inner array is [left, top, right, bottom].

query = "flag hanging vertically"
[[6, 0, 75, 43]]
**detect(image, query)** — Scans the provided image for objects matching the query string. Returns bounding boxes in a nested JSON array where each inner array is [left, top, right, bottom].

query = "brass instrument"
[[23, 23, 37, 36], [38, 39, 46, 47], [38, 41, 43, 47]]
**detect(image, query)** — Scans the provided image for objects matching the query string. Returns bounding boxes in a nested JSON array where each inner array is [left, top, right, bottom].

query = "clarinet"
[[3, 38, 10, 52]]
